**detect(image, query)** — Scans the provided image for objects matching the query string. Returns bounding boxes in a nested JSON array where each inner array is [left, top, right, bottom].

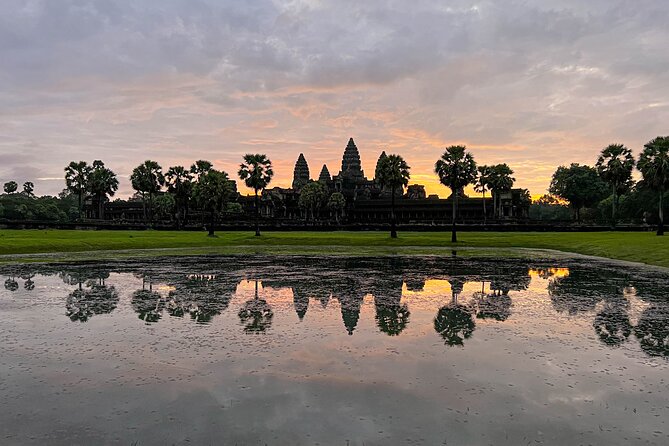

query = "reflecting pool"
[[0, 255, 667, 445]]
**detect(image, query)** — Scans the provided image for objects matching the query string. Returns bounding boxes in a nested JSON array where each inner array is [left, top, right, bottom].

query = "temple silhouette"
[[256, 137, 530, 223]]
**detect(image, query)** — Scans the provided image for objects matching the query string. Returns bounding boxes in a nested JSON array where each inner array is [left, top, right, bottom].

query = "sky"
[[1, 0, 668, 199]]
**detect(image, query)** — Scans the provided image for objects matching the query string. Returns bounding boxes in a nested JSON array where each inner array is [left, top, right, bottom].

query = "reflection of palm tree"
[[375, 303, 410, 336], [166, 274, 234, 324], [434, 278, 475, 346], [4, 276, 19, 292], [474, 289, 512, 321], [238, 280, 273, 333], [634, 305, 669, 357], [131, 278, 163, 323], [66, 278, 119, 322], [434, 304, 475, 346], [593, 297, 631, 347]]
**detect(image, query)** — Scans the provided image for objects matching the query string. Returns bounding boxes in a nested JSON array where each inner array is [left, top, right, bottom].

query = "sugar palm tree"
[[130, 160, 164, 222], [238, 154, 274, 236], [64, 161, 92, 219], [637, 136, 669, 235], [596, 144, 635, 227], [435, 146, 477, 242], [89, 160, 119, 219], [487, 164, 515, 219], [474, 165, 492, 223], [376, 154, 410, 238], [165, 165, 193, 227]]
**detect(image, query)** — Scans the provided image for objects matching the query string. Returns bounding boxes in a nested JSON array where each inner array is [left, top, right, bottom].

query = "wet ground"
[[0, 255, 667, 445]]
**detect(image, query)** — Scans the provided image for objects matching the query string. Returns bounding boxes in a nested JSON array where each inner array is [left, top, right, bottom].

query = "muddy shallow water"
[[0, 255, 667, 445]]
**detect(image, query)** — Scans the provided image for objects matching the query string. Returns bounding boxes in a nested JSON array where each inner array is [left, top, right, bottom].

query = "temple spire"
[[292, 153, 310, 190], [340, 137, 364, 180], [318, 164, 331, 183]]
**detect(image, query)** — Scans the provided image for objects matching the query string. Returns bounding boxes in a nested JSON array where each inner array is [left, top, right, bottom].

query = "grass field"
[[0, 229, 667, 268]]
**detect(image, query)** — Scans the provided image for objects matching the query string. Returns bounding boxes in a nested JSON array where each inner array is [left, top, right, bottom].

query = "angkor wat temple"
[[253, 138, 530, 224]]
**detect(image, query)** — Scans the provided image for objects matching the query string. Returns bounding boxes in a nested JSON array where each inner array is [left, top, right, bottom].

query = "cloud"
[[1, 0, 668, 196]]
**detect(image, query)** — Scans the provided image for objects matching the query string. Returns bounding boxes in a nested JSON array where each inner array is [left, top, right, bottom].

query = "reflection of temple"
[[258, 138, 530, 223]]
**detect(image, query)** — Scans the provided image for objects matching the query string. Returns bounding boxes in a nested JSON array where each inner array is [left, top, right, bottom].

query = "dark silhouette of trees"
[[435, 146, 477, 242], [487, 164, 515, 218], [64, 161, 92, 219], [238, 154, 274, 236], [637, 136, 669, 235], [596, 144, 635, 227], [327, 192, 346, 223], [165, 166, 193, 227], [238, 280, 273, 333], [298, 181, 328, 220], [474, 165, 492, 223], [3, 181, 18, 194], [634, 305, 669, 357], [376, 154, 410, 238], [192, 169, 234, 236], [130, 160, 165, 222], [434, 278, 475, 346], [66, 277, 119, 322], [166, 275, 234, 324], [549, 163, 608, 222], [132, 278, 164, 324], [593, 297, 632, 347], [22, 182, 34, 197], [89, 160, 119, 219]]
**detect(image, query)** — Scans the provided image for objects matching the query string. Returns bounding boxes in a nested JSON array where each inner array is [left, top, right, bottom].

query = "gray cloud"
[[1, 0, 668, 197]]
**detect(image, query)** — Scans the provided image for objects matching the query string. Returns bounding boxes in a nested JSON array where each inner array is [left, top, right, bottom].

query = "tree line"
[[2, 136, 667, 237]]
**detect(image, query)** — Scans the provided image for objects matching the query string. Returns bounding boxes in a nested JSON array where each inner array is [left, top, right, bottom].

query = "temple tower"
[[318, 164, 332, 183], [374, 151, 387, 182], [292, 153, 310, 190], [339, 138, 364, 180]]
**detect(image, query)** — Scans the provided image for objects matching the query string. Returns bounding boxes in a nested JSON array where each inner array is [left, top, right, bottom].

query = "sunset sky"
[[1, 0, 668, 198]]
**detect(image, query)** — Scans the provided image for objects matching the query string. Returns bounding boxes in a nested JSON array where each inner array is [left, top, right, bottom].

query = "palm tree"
[[64, 161, 92, 219], [192, 169, 234, 236], [190, 160, 213, 181], [474, 165, 492, 223], [238, 154, 274, 236], [376, 154, 410, 238], [637, 136, 669, 235], [22, 182, 35, 197], [596, 144, 635, 227], [435, 146, 477, 242], [487, 164, 515, 219], [130, 160, 165, 222], [89, 160, 119, 219], [165, 165, 193, 227]]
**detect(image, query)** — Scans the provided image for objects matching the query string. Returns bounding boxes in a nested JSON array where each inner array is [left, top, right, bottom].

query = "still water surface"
[[0, 255, 667, 445]]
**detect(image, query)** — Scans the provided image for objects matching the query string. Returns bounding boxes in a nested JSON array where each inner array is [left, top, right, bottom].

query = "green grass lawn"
[[0, 229, 667, 267]]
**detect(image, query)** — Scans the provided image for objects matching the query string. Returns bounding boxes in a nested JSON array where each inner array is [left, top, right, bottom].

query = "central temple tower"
[[339, 138, 365, 180]]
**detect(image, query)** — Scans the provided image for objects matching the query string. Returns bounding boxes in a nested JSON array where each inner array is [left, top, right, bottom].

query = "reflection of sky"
[[0, 261, 667, 445]]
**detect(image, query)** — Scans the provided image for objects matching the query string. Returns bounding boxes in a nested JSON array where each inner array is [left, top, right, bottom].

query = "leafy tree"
[[3, 181, 18, 194], [298, 181, 328, 220], [130, 160, 165, 222], [192, 169, 234, 236], [64, 161, 92, 219], [637, 136, 669, 235], [376, 154, 410, 238], [154, 193, 176, 222], [22, 182, 34, 197], [165, 165, 193, 226], [549, 163, 608, 222], [487, 164, 515, 218], [238, 154, 273, 236], [435, 146, 477, 242], [596, 144, 635, 226], [474, 165, 492, 223], [327, 192, 346, 223], [89, 160, 118, 219]]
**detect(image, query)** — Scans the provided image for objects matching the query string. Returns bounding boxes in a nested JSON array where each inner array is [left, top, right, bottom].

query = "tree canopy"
[[549, 163, 608, 221]]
